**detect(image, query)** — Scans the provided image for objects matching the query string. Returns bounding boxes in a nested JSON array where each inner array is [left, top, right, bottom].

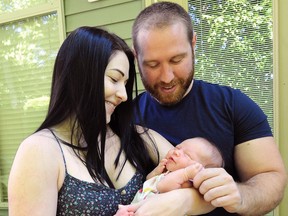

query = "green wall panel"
[[278, 0, 288, 215], [65, 0, 138, 15], [65, 0, 142, 34], [64, 0, 143, 96], [0, 209, 8, 216], [103, 21, 134, 40]]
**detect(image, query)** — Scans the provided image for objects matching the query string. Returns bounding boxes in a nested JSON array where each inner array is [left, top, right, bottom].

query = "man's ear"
[[192, 32, 197, 51], [131, 45, 137, 57]]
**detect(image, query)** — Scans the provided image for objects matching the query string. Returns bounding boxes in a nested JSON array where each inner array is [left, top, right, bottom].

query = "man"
[[132, 1, 287, 215]]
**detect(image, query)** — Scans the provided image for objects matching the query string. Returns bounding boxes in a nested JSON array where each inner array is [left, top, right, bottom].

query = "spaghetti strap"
[[48, 129, 68, 174]]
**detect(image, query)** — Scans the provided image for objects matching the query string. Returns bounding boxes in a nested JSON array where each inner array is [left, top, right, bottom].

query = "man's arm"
[[234, 137, 287, 214], [193, 137, 287, 215]]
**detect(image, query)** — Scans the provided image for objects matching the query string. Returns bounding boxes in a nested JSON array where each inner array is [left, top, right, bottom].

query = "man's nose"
[[160, 64, 174, 83]]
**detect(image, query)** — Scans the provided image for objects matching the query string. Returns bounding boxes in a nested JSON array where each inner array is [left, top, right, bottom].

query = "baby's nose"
[[173, 148, 181, 157]]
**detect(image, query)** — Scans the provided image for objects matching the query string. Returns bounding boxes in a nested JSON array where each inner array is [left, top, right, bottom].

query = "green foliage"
[[0, 13, 58, 110], [0, 13, 59, 203], [189, 0, 273, 127], [0, 0, 49, 13]]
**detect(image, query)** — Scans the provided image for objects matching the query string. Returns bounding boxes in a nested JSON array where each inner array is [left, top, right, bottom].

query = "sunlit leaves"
[[0, 13, 58, 109], [0, 0, 49, 14], [189, 0, 273, 126]]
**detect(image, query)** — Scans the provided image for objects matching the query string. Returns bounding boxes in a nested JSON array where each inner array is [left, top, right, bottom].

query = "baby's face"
[[165, 141, 204, 172]]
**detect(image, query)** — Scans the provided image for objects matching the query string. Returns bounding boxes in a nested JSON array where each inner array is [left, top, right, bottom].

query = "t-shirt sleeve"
[[233, 89, 273, 145]]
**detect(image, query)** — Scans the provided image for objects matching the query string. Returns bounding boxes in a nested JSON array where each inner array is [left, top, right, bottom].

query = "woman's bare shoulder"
[[16, 129, 62, 165], [21, 129, 57, 147], [8, 129, 61, 215], [9, 128, 62, 186]]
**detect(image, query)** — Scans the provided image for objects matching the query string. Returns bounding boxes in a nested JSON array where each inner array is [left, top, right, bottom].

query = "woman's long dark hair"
[[37, 26, 157, 187]]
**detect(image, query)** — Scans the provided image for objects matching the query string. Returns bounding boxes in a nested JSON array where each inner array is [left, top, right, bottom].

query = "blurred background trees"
[[189, 0, 273, 127]]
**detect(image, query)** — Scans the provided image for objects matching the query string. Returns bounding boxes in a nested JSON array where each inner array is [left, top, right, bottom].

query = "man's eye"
[[145, 62, 158, 68], [171, 58, 182, 64], [149, 65, 157, 68]]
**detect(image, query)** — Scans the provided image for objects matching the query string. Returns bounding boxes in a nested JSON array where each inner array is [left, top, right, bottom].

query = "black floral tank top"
[[51, 130, 145, 216]]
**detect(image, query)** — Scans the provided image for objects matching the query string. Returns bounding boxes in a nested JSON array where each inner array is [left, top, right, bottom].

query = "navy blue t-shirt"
[[134, 79, 272, 216]]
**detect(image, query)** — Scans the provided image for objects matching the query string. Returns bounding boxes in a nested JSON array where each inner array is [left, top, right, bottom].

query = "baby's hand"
[[184, 162, 204, 181], [113, 205, 134, 216], [157, 158, 168, 173], [146, 158, 167, 179]]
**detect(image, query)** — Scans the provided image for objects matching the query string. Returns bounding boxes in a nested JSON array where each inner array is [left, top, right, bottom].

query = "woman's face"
[[104, 51, 129, 123]]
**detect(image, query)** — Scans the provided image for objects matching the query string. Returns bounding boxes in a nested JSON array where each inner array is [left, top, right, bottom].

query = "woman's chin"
[[106, 115, 111, 124]]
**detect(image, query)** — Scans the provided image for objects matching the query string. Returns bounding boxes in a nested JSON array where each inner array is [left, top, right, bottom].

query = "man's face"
[[135, 23, 195, 106]]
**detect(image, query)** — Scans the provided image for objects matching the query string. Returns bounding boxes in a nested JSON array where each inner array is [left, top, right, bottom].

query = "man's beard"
[[141, 68, 194, 106]]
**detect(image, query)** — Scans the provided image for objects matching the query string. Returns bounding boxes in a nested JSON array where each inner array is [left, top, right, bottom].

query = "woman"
[[8, 26, 172, 215]]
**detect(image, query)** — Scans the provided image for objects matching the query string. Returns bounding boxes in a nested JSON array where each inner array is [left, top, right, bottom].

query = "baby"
[[114, 137, 224, 216]]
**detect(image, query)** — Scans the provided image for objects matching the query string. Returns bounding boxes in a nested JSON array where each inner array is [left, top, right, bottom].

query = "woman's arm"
[[132, 188, 215, 216], [136, 125, 174, 163], [8, 134, 60, 216]]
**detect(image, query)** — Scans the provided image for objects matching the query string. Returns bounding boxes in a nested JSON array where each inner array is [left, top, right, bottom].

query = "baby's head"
[[165, 137, 224, 172]]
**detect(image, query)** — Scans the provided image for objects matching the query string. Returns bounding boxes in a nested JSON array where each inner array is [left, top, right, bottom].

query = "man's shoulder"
[[194, 79, 235, 91], [134, 91, 151, 104], [193, 79, 241, 99], [136, 91, 148, 98]]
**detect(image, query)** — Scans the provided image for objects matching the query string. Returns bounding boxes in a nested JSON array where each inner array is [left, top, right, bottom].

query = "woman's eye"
[[109, 77, 118, 82]]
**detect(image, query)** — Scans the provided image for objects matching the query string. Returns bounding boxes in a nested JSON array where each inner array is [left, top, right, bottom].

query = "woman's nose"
[[116, 84, 128, 102]]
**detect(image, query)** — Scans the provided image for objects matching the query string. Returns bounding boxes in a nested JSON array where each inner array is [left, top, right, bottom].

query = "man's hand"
[[193, 137, 287, 215], [193, 168, 242, 213]]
